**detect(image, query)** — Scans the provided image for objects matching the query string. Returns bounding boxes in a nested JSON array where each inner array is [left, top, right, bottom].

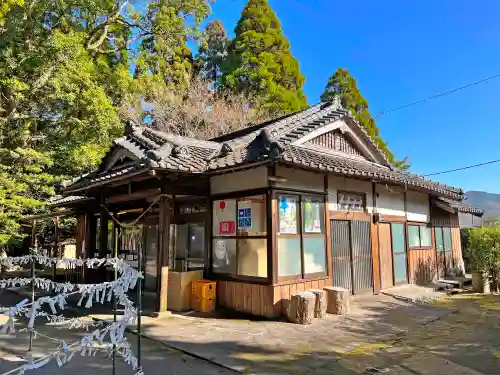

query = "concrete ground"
[[96, 292, 456, 374], [0, 290, 234, 375], [1, 287, 500, 375]]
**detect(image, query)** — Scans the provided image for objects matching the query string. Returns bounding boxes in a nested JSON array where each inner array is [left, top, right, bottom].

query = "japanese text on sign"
[[219, 221, 236, 235]]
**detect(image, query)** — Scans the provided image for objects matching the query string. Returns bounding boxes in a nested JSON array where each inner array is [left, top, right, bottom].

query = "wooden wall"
[[450, 213, 464, 274], [217, 281, 274, 317], [408, 249, 437, 284], [217, 278, 331, 318]]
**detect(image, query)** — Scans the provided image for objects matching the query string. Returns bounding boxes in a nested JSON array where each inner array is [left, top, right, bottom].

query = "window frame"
[[337, 190, 366, 212], [277, 192, 327, 281], [407, 223, 433, 250], [211, 195, 268, 281], [434, 226, 452, 252]]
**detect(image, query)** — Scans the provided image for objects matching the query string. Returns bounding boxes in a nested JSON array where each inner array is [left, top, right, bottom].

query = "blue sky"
[[206, 0, 500, 193]]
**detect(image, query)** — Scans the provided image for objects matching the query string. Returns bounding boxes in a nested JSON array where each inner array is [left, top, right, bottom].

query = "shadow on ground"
[[1, 288, 500, 374]]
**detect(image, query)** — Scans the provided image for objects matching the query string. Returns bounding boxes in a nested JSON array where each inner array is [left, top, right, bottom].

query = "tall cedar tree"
[[135, 0, 212, 95], [222, 0, 308, 115], [321, 68, 409, 169], [196, 20, 230, 87]]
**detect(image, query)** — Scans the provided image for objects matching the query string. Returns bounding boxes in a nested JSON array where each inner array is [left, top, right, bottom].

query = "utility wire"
[[374, 73, 500, 119], [423, 159, 500, 177]]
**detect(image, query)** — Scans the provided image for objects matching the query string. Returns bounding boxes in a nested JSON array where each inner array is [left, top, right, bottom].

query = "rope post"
[[137, 228, 142, 371], [29, 219, 37, 353]]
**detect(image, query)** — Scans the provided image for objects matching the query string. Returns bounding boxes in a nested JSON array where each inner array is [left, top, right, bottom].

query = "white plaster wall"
[[210, 166, 268, 194], [328, 176, 373, 212], [375, 184, 405, 217], [275, 166, 324, 192], [406, 191, 430, 222]]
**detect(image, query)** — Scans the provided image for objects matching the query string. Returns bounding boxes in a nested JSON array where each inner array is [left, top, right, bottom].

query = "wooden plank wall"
[[408, 249, 437, 284], [378, 223, 393, 290], [217, 279, 331, 318], [217, 281, 275, 318], [371, 219, 381, 293], [450, 213, 464, 274]]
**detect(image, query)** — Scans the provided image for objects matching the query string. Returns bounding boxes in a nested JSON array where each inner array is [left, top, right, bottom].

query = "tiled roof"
[[280, 145, 463, 197], [48, 195, 93, 206], [210, 102, 389, 165], [62, 101, 464, 199], [437, 197, 484, 215]]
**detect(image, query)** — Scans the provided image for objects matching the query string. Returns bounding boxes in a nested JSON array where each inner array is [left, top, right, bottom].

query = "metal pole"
[[29, 220, 37, 353], [28, 255, 35, 352], [112, 222, 118, 375], [136, 225, 142, 370]]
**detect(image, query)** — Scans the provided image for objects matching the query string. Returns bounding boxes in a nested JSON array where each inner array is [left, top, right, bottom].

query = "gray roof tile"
[[63, 102, 465, 199], [437, 197, 483, 215]]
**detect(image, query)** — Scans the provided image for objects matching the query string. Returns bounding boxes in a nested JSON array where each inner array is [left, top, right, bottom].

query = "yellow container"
[[191, 280, 216, 299], [191, 297, 216, 313]]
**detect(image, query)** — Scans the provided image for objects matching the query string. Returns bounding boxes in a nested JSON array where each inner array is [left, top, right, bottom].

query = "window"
[[303, 196, 324, 233], [277, 194, 327, 280], [278, 195, 298, 234], [435, 227, 452, 252], [337, 191, 365, 211], [212, 238, 237, 274], [212, 196, 267, 278], [408, 224, 432, 249]]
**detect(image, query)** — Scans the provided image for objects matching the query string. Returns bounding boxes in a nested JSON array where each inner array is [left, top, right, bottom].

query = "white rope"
[[0, 255, 143, 375]]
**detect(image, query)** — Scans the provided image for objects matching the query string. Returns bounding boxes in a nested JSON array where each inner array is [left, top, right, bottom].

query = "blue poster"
[[238, 207, 252, 228]]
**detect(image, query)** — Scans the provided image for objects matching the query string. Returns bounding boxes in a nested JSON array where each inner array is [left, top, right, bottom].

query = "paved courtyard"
[[1, 288, 500, 374]]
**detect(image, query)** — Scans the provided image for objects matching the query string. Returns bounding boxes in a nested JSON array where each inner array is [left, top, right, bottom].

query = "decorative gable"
[[306, 130, 362, 157], [101, 148, 138, 173], [291, 118, 387, 165]]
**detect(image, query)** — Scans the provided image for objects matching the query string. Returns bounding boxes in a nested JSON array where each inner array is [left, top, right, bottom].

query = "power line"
[[375, 73, 500, 119], [423, 159, 500, 177]]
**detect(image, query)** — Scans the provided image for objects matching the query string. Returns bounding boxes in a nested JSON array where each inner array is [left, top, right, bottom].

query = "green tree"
[[321, 68, 410, 170], [0, 0, 23, 26], [222, 0, 308, 115], [320, 68, 390, 158], [467, 225, 500, 290], [320, 68, 409, 168], [195, 20, 230, 86], [0, 0, 213, 246], [134, 0, 212, 95]]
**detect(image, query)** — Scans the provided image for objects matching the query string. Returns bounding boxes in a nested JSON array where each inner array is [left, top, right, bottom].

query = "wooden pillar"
[[325, 174, 332, 286], [75, 214, 86, 258], [267, 166, 276, 285], [156, 193, 171, 312], [99, 205, 109, 258], [86, 213, 97, 259], [371, 182, 381, 294]]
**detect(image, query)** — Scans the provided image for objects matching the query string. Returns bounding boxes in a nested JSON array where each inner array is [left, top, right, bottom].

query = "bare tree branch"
[[86, 0, 129, 51], [121, 77, 269, 140]]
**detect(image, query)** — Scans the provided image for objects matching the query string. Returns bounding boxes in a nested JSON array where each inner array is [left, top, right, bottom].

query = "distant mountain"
[[465, 191, 500, 220]]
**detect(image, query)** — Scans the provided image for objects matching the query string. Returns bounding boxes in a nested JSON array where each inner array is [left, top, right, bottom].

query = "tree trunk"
[[324, 286, 350, 315], [286, 291, 315, 324], [309, 289, 327, 318]]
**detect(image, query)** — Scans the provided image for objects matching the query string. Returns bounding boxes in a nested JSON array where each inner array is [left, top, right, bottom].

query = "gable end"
[[306, 130, 362, 157]]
